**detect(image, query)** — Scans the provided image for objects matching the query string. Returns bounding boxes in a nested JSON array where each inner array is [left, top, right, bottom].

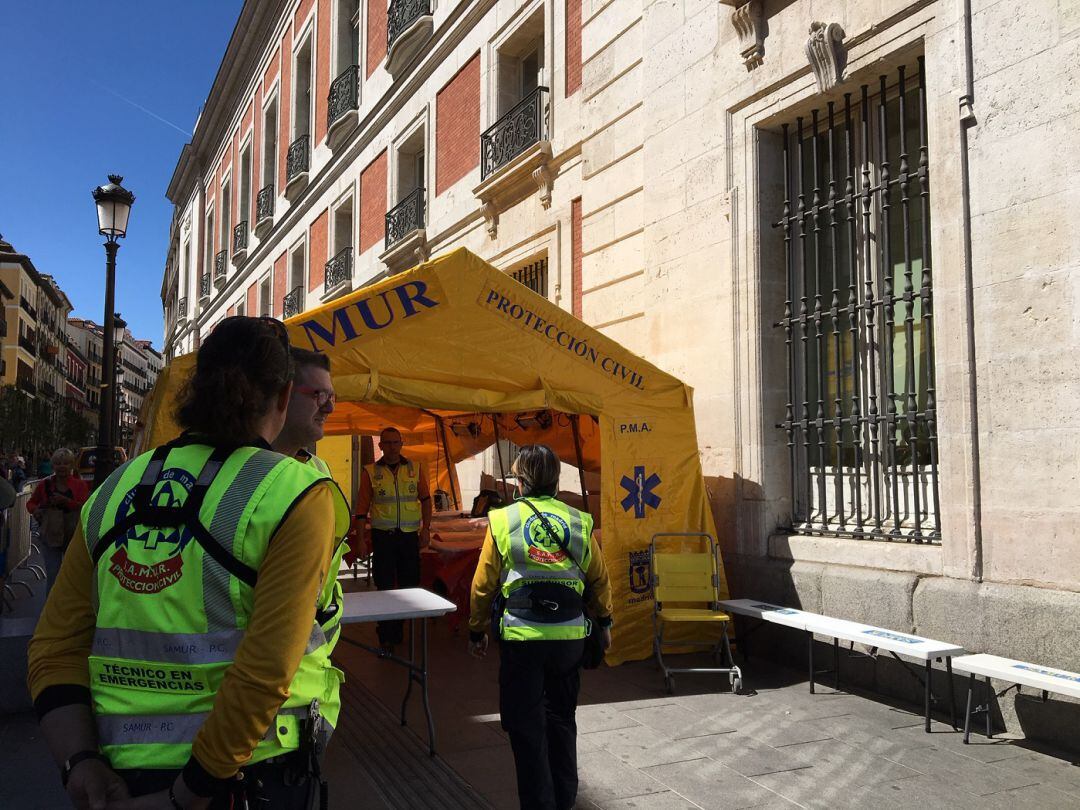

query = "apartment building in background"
[[160, 0, 1080, 749]]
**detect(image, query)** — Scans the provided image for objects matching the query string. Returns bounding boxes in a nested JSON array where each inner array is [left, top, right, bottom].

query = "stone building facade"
[[160, 0, 1080, 748]]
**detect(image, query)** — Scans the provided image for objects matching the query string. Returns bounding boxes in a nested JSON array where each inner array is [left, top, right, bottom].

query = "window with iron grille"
[[773, 57, 939, 543], [511, 258, 548, 297]]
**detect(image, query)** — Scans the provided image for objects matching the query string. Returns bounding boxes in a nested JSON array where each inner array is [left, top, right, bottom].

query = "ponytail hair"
[[176, 316, 293, 444]]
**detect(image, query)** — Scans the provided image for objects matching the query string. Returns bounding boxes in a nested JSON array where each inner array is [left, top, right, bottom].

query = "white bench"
[[952, 653, 1080, 743], [720, 599, 965, 731]]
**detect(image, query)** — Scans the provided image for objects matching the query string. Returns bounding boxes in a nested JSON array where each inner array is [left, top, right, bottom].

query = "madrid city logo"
[[523, 513, 571, 564], [620, 466, 662, 519], [108, 470, 196, 594], [628, 550, 651, 595]]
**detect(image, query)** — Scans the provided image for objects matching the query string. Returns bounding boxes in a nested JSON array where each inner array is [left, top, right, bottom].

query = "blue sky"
[[0, 1, 242, 349]]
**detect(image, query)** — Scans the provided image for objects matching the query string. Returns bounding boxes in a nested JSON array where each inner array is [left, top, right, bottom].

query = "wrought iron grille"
[[511, 258, 548, 297], [388, 0, 430, 51], [328, 65, 360, 130], [256, 184, 275, 222], [774, 58, 938, 543], [385, 188, 425, 250], [233, 222, 248, 254], [214, 250, 227, 282], [325, 247, 353, 290], [282, 285, 303, 319], [178, 297, 188, 318], [199, 273, 210, 299], [287, 136, 310, 183], [481, 87, 548, 180]]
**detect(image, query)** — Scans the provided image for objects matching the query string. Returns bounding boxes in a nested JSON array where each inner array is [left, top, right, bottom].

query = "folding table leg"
[[401, 618, 415, 726], [985, 676, 993, 739], [924, 659, 932, 733], [834, 638, 840, 691], [946, 657, 957, 730], [421, 617, 435, 756], [963, 673, 974, 744], [808, 632, 815, 695]]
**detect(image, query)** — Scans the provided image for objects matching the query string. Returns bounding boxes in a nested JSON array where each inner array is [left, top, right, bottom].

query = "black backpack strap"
[[517, 498, 585, 575]]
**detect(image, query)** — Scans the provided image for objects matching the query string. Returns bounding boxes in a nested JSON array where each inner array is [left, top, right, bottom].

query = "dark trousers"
[[499, 638, 585, 810], [118, 752, 319, 808], [371, 528, 421, 645]]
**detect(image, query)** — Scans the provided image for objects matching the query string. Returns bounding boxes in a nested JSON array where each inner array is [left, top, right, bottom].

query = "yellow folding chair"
[[651, 533, 743, 694]]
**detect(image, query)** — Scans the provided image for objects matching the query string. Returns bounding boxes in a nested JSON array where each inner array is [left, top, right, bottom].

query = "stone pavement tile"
[[884, 745, 1041, 796], [743, 716, 837, 748], [577, 704, 644, 733], [799, 713, 932, 759], [576, 748, 671, 805], [588, 789, 704, 809], [585, 722, 714, 768], [623, 702, 742, 738], [641, 757, 799, 809], [771, 738, 921, 786], [994, 750, 1080, 797], [890, 723, 1027, 764], [981, 782, 1080, 809], [441, 743, 519, 800], [688, 731, 814, 777], [749, 768, 945, 810]]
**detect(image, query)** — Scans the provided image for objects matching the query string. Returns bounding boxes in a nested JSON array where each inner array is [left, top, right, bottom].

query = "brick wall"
[[309, 208, 329, 292], [246, 282, 258, 316], [253, 83, 262, 215], [571, 197, 582, 318], [278, 28, 293, 192], [360, 150, 387, 252], [273, 252, 287, 317], [435, 53, 480, 195], [295, 0, 315, 31], [366, 0, 387, 78], [565, 0, 582, 96], [315, 0, 331, 143]]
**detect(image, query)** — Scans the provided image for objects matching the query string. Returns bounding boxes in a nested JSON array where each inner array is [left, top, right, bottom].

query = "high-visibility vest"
[[364, 460, 421, 532], [489, 496, 593, 642], [82, 439, 350, 771], [301, 451, 349, 651]]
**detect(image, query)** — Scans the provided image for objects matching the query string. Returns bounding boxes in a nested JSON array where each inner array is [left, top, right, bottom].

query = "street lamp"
[[92, 175, 135, 488]]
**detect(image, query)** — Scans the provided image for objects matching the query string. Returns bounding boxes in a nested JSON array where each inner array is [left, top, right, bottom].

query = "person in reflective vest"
[[355, 427, 432, 654], [272, 347, 351, 655], [28, 317, 348, 810], [468, 444, 613, 810]]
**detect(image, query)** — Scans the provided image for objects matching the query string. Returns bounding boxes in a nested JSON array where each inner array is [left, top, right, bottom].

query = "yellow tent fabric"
[[141, 248, 727, 665]]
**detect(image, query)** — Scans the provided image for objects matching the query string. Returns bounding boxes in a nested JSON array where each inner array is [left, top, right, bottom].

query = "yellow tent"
[[142, 248, 727, 665]]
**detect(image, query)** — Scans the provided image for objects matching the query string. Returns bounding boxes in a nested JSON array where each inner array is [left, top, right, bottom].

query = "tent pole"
[[570, 414, 590, 514], [436, 416, 460, 510], [492, 415, 509, 500], [350, 435, 361, 511]]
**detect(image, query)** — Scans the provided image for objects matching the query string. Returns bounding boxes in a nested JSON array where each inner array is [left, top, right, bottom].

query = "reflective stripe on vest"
[[305, 453, 349, 655], [490, 497, 593, 642], [83, 442, 348, 771], [365, 460, 421, 531]]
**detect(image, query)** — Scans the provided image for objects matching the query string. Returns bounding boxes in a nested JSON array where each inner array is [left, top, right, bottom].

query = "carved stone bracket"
[[731, 0, 765, 72], [532, 163, 553, 209], [480, 199, 499, 239], [806, 21, 847, 92]]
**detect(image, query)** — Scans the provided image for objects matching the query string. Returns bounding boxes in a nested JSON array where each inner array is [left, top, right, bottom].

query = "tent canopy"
[[143, 248, 726, 664]]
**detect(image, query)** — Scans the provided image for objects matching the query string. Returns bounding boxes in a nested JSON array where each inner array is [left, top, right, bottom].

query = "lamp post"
[[92, 175, 135, 488]]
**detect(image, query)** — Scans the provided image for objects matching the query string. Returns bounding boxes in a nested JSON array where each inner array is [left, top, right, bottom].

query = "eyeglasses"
[[294, 384, 336, 408]]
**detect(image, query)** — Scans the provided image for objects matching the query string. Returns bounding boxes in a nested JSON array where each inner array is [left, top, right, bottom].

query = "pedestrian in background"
[[469, 444, 613, 810], [26, 447, 88, 593]]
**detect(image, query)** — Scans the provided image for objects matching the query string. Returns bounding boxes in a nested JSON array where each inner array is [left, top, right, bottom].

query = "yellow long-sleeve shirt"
[[468, 526, 613, 635], [27, 484, 336, 780]]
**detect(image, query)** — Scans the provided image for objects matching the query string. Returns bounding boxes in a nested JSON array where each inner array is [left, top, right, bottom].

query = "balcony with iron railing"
[[324, 247, 353, 297], [17, 376, 35, 395], [232, 222, 249, 266], [380, 188, 429, 275], [178, 297, 188, 319], [386, 0, 433, 75], [475, 87, 554, 237], [213, 250, 227, 290], [19, 296, 36, 319], [285, 136, 310, 200], [327, 66, 360, 149], [18, 334, 35, 355], [199, 273, 211, 302], [282, 285, 304, 319], [255, 184, 275, 236]]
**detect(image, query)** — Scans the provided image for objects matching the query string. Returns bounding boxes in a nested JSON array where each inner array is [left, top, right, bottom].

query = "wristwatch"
[[61, 750, 110, 787]]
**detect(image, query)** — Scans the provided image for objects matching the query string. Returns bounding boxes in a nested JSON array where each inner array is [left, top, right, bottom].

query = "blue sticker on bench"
[[750, 603, 799, 615], [1012, 663, 1080, 684], [862, 629, 923, 644]]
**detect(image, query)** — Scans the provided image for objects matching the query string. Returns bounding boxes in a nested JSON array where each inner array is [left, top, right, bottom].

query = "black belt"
[[506, 583, 583, 624]]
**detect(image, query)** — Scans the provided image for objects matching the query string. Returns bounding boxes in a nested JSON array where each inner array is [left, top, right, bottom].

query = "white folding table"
[[339, 588, 456, 755]]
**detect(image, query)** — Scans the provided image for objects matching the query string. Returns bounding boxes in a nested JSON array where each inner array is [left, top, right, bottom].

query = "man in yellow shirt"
[[355, 427, 432, 654]]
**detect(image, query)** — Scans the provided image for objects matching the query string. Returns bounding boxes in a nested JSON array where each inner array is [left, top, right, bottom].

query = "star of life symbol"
[[108, 471, 195, 594], [620, 465, 661, 519]]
